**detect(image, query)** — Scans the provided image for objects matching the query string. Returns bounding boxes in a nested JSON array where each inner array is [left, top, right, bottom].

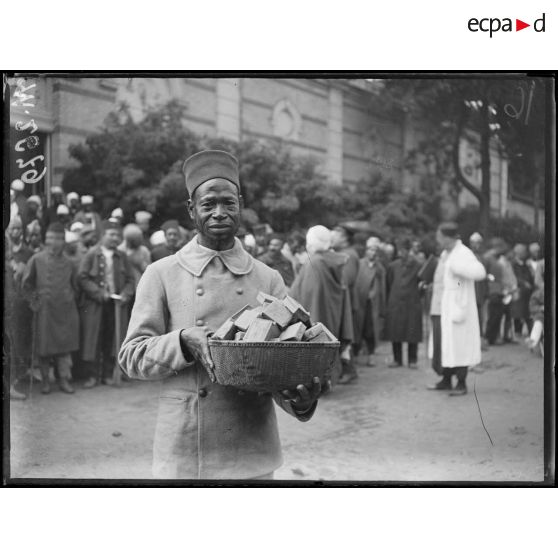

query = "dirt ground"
[[8, 341, 547, 483]]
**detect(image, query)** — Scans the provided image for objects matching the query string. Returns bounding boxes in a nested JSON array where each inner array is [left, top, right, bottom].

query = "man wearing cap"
[[119, 150, 325, 480], [26, 220, 44, 253], [10, 179, 28, 223], [23, 223, 80, 394], [79, 220, 135, 388], [150, 220, 182, 262], [66, 192, 81, 221], [55, 204, 72, 230], [43, 186, 65, 230], [119, 224, 152, 287], [22, 195, 43, 230], [64, 230, 87, 269], [110, 207, 124, 226], [135, 211, 153, 249], [73, 195, 102, 233]]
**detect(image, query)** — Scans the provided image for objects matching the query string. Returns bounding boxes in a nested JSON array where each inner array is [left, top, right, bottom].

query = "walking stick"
[[111, 295, 123, 385]]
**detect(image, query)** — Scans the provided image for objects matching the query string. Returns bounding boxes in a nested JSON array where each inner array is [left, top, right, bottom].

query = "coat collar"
[[176, 235, 254, 277]]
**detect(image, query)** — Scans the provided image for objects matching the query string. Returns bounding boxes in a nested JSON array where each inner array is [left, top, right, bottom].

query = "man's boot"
[[427, 371, 452, 390], [449, 368, 468, 396], [59, 378, 75, 394], [338, 359, 358, 385]]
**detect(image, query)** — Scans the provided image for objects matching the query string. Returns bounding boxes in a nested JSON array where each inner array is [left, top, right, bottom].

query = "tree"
[[373, 77, 548, 235]]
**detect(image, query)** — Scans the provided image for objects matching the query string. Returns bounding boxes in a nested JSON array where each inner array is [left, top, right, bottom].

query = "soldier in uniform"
[[119, 150, 325, 480], [22, 223, 80, 394], [78, 220, 135, 388]]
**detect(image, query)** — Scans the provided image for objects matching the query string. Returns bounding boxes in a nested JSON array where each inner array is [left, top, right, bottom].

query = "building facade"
[[8, 76, 543, 230]]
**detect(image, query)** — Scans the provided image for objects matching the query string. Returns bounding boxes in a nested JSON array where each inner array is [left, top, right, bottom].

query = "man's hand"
[[180, 326, 215, 375], [281, 376, 330, 413]]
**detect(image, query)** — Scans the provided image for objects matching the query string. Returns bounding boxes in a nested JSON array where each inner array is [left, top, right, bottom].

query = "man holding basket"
[[119, 150, 325, 480]]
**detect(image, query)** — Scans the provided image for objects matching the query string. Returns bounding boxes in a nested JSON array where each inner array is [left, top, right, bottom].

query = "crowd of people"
[[5, 177, 545, 402]]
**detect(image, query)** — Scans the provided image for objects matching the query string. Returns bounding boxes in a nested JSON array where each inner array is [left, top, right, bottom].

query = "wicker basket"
[[208, 339, 340, 392]]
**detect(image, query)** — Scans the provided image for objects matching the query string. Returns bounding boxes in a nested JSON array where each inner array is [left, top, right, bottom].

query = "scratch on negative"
[[474, 375, 494, 446]]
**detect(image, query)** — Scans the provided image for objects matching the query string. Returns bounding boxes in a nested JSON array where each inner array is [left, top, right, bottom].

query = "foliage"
[[62, 101, 409, 235], [374, 77, 547, 234]]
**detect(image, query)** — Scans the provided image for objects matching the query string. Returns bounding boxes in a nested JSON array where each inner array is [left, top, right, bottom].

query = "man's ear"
[[187, 198, 194, 220], [239, 195, 244, 210]]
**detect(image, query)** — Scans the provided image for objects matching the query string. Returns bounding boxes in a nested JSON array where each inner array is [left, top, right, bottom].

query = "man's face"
[[268, 238, 283, 254], [436, 229, 450, 251], [165, 228, 180, 249], [188, 179, 241, 243], [53, 193, 64, 205], [27, 202, 39, 214], [69, 199, 79, 209], [65, 241, 78, 255], [45, 232, 65, 254], [8, 224, 22, 242], [411, 240, 420, 253], [365, 244, 378, 261], [82, 232, 98, 247], [514, 244, 527, 261], [470, 239, 482, 252], [137, 220, 149, 233], [102, 229, 121, 249], [529, 244, 540, 260], [126, 234, 142, 249], [331, 228, 345, 249], [28, 232, 41, 247]]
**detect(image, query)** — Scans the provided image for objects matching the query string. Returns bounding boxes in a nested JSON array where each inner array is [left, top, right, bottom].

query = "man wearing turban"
[[119, 150, 325, 480]]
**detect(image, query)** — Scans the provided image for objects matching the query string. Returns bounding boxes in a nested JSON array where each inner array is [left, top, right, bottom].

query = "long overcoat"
[[289, 250, 354, 344], [118, 236, 317, 480], [22, 251, 80, 357], [78, 245, 135, 361], [428, 240, 487, 368], [353, 258, 386, 347], [385, 256, 423, 343]]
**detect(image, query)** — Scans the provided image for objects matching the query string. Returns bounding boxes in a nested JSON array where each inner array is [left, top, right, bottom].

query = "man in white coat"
[[428, 223, 487, 396]]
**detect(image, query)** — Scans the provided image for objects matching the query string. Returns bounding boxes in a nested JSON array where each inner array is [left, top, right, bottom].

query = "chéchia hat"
[[182, 150, 240, 198], [102, 219, 122, 233]]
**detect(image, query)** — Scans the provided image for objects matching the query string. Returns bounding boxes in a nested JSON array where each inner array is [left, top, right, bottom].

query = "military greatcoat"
[[119, 236, 316, 480], [22, 250, 80, 357]]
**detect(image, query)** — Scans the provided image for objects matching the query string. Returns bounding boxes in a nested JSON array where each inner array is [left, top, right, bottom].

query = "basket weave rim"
[[208, 339, 340, 348]]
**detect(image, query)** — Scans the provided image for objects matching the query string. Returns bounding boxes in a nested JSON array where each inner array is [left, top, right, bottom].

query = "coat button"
[[196, 319, 205, 326], [236, 287, 243, 294], [196, 288, 204, 296], [198, 388, 208, 398]]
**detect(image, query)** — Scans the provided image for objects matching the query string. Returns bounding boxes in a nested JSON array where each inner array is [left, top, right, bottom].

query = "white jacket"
[[429, 240, 487, 368]]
